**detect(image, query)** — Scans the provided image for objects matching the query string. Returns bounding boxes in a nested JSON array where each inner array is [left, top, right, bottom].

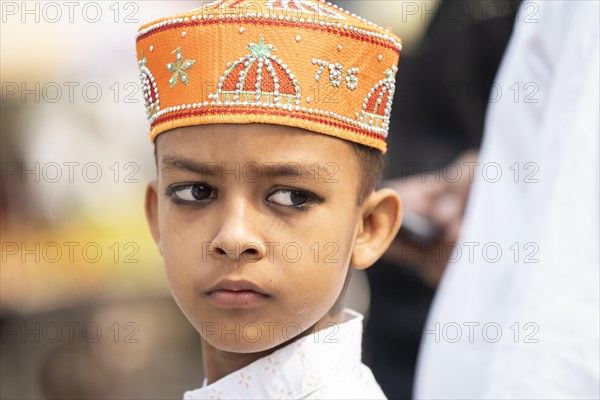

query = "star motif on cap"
[[248, 37, 276, 59], [166, 47, 197, 87]]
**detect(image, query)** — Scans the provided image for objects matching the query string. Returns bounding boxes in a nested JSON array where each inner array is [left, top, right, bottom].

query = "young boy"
[[136, 1, 403, 398]]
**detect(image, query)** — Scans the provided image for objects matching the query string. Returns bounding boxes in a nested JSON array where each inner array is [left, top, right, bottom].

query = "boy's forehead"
[[156, 123, 354, 165], [154, 123, 364, 189], [135, 0, 401, 154]]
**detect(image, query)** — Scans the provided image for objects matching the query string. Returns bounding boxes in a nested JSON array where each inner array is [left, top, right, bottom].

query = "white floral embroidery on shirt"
[[263, 356, 280, 375], [277, 387, 293, 399], [238, 371, 252, 388], [208, 387, 223, 399]]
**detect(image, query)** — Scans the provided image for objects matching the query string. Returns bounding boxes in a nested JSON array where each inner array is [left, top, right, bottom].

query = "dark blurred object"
[[0, 100, 28, 231], [384, 0, 522, 176], [364, 1, 521, 398], [1, 296, 202, 399]]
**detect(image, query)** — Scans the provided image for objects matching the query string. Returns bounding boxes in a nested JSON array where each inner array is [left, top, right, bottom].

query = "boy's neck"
[[201, 345, 273, 385], [201, 309, 346, 384]]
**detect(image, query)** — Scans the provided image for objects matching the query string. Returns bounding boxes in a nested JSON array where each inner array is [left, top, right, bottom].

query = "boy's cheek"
[[160, 241, 204, 284]]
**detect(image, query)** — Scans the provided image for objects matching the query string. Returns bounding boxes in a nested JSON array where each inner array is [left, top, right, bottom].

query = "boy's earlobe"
[[351, 188, 403, 270], [145, 180, 163, 256]]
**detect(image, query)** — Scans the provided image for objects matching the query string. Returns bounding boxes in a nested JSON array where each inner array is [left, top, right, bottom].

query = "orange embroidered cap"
[[135, 0, 402, 152]]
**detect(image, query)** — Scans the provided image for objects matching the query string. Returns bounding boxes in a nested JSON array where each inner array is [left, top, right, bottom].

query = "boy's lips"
[[205, 279, 271, 307]]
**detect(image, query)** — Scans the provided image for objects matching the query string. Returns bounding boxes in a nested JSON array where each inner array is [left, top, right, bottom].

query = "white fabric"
[[415, 1, 600, 399], [184, 309, 386, 399]]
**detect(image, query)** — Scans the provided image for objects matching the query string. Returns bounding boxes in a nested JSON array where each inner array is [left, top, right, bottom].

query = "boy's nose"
[[209, 240, 264, 263], [208, 200, 267, 263]]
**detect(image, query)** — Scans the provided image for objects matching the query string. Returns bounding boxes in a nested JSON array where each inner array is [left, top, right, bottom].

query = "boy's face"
[[147, 123, 369, 353]]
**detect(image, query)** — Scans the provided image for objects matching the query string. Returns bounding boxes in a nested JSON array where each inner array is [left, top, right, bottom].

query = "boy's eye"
[[268, 189, 309, 207], [168, 184, 215, 202]]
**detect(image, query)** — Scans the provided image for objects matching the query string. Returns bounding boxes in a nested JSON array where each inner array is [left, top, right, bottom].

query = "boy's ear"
[[145, 180, 163, 256], [351, 188, 402, 270]]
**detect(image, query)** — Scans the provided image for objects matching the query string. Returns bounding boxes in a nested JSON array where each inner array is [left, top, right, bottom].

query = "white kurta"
[[184, 309, 386, 399], [415, 1, 600, 399]]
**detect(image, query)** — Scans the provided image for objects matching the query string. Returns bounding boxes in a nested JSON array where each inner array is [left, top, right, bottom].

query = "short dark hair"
[[153, 136, 384, 206], [349, 141, 384, 205]]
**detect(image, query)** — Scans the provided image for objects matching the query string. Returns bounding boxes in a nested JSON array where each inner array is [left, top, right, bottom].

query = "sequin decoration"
[[138, 55, 160, 118], [359, 66, 397, 135], [209, 37, 301, 107], [166, 47, 197, 87]]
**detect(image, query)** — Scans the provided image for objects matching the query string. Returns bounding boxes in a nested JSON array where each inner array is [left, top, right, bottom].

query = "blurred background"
[[1, 1, 433, 398]]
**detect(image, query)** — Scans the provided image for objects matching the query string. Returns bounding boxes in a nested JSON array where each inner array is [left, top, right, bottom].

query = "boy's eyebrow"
[[161, 155, 330, 180], [161, 155, 215, 175]]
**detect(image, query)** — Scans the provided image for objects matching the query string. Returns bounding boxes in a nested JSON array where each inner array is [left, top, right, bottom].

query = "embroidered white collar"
[[184, 308, 365, 399]]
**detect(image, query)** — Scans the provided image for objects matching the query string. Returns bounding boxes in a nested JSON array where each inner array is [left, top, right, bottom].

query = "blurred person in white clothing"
[[415, 1, 599, 398]]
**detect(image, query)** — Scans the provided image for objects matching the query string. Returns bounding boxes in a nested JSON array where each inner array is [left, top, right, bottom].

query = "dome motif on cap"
[[210, 37, 301, 107], [359, 66, 397, 135]]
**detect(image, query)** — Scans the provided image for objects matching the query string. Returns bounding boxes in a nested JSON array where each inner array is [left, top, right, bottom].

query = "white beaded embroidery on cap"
[[138, 56, 160, 119]]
